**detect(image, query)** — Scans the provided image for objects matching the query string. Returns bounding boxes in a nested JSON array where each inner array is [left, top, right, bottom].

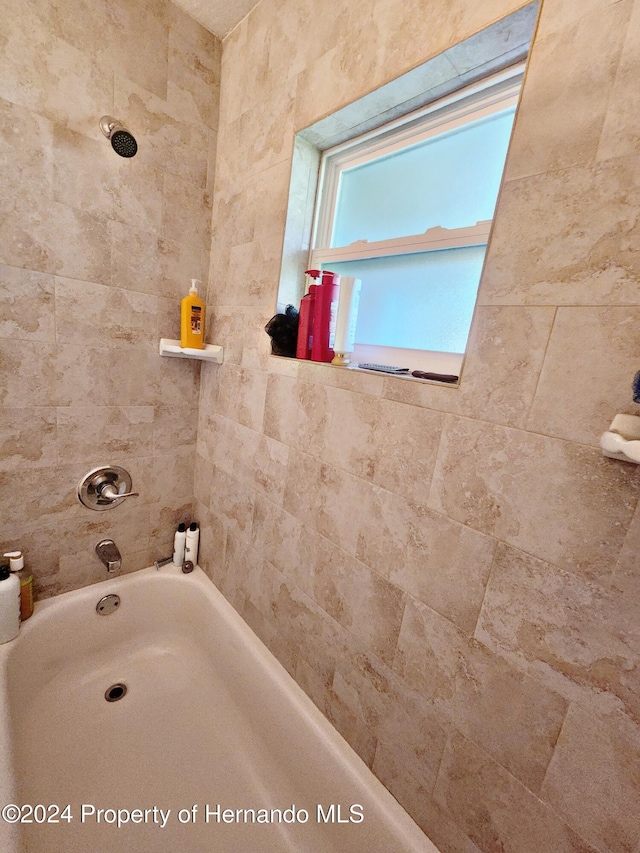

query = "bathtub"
[[0, 565, 438, 852]]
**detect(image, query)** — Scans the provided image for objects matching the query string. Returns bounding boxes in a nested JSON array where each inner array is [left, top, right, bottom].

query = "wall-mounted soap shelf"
[[159, 338, 223, 363]]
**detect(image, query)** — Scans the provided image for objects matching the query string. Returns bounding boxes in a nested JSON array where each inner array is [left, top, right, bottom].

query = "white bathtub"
[[0, 565, 438, 852]]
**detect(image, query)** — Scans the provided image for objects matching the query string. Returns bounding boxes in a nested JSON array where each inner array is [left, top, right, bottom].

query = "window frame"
[[306, 63, 523, 372]]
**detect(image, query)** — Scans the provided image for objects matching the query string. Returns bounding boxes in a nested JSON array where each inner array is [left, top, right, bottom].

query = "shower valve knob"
[[78, 465, 139, 511]]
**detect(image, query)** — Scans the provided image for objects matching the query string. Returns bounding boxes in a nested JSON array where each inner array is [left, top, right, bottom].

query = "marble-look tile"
[[476, 544, 640, 720], [283, 449, 370, 555], [428, 416, 639, 581], [433, 730, 599, 853], [0, 264, 55, 342], [541, 705, 640, 853], [167, 26, 221, 131], [321, 385, 444, 501], [311, 535, 406, 665], [149, 499, 193, 550], [53, 126, 163, 232], [0, 340, 57, 407], [214, 363, 268, 432], [250, 494, 313, 594], [0, 198, 110, 282], [480, 158, 640, 306], [153, 403, 198, 454], [527, 307, 640, 446], [114, 75, 210, 188], [596, 0, 640, 163], [394, 596, 568, 792], [0, 408, 57, 471], [162, 172, 212, 253], [356, 485, 496, 634], [223, 240, 284, 309], [194, 499, 226, 583], [147, 448, 196, 502], [54, 277, 158, 350], [263, 373, 332, 454], [0, 466, 80, 537], [56, 406, 154, 465], [374, 680, 449, 799], [208, 466, 256, 537], [235, 78, 296, 178], [504, 0, 631, 181], [0, 520, 60, 596], [0, 97, 54, 202], [57, 502, 151, 587], [110, 223, 209, 301], [0, 10, 113, 140], [456, 306, 555, 428], [612, 502, 640, 602]]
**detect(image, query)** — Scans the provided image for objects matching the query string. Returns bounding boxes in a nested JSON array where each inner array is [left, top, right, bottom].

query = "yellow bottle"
[[180, 279, 206, 349]]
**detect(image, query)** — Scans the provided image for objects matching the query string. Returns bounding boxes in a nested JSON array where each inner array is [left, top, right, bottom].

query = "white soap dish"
[[600, 413, 640, 464]]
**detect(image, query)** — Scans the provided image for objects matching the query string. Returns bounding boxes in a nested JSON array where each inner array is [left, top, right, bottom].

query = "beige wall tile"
[[167, 25, 221, 131], [596, 0, 640, 163], [214, 362, 268, 432], [0, 408, 57, 471], [433, 730, 599, 853], [263, 373, 332, 453], [0, 198, 111, 281], [504, 0, 631, 181], [162, 172, 212, 252], [0, 264, 55, 342], [56, 406, 154, 465], [541, 705, 640, 853], [456, 306, 555, 428], [0, 340, 57, 407], [114, 75, 210, 188], [527, 307, 640, 446], [54, 277, 158, 350], [612, 502, 640, 602], [395, 596, 568, 792], [476, 544, 640, 718], [480, 158, 640, 306], [0, 10, 113, 140], [356, 485, 496, 634], [283, 449, 370, 555], [311, 535, 406, 665], [0, 97, 54, 202], [428, 416, 639, 581]]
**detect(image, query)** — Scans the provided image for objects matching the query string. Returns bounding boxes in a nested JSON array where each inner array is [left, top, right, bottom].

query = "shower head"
[[99, 116, 138, 158]]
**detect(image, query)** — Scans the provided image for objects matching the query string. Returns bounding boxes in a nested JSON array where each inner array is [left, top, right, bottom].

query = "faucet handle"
[[99, 482, 140, 502]]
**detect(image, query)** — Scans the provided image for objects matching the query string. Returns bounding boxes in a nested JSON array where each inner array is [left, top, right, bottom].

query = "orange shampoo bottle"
[[180, 279, 206, 349]]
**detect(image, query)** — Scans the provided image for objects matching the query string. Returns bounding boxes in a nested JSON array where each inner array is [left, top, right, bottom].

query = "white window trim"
[[305, 63, 523, 376], [310, 62, 524, 262]]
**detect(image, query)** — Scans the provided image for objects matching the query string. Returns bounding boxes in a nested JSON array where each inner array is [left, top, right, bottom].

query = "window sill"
[[268, 354, 460, 387]]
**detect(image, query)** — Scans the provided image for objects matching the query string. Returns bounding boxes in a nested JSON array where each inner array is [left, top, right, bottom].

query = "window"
[[308, 65, 522, 375]]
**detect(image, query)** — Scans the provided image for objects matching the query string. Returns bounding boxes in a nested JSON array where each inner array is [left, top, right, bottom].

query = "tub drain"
[[105, 683, 127, 702]]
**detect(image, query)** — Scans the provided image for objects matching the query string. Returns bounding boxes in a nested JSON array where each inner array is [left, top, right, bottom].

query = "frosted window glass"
[[331, 108, 515, 247], [325, 246, 486, 353]]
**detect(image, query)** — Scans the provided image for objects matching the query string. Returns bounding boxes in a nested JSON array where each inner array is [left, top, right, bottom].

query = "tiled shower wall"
[[0, 0, 221, 595], [196, 0, 640, 851]]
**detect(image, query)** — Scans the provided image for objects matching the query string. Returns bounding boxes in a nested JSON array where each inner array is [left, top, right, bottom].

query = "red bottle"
[[296, 283, 317, 359], [310, 270, 340, 363]]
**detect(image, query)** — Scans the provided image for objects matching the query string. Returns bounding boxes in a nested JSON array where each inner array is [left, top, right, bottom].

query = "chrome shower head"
[[99, 116, 138, 158]]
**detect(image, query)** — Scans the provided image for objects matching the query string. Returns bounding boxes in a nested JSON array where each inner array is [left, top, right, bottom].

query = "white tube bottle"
[[0, 564, 20, 644], [331, 276, 362, 365], [184, 522, 199, 566], [172, 523, 187, 567]]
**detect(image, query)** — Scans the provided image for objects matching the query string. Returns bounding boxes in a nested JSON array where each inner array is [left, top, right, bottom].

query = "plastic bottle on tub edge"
[[4, 550, 34, 620], [0, 563, 20, 643], [185, 522, 199, 567]]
